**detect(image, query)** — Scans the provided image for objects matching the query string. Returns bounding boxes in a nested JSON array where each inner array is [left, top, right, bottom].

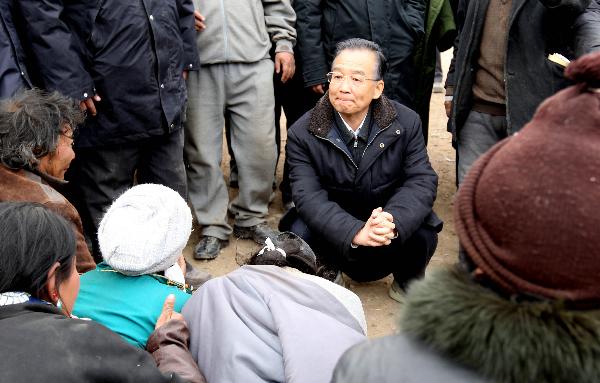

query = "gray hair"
[[334, 38, 387, 80], [0, 89, 84, 169]]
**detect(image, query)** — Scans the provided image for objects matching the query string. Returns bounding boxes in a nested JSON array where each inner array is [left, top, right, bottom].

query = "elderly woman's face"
[[37, 126, 75, 180]]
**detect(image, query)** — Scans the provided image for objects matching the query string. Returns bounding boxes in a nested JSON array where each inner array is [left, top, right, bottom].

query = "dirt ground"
[[185, 51, 458, 339]]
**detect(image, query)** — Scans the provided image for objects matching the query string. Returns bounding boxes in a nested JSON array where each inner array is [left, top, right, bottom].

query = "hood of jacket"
[[401, 266, 600, 383], [308, 93, 398, 138]]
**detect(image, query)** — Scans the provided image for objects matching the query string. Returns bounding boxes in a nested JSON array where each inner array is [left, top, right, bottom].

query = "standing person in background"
[[16, 0, 210, 287], [410, 0, 456, 143], [185, 0, 296, 260], [273, 43, 321, 211], [0, 0, 32, 98], [445, 0, 600, 183]]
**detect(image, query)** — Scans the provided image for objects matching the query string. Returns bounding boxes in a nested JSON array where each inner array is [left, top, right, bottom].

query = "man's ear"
[[44, 262, 61, 304], [373, 80, 384, 100]]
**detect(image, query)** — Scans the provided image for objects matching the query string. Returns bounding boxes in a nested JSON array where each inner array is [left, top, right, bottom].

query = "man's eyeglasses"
[[326, 71, 380, 87]]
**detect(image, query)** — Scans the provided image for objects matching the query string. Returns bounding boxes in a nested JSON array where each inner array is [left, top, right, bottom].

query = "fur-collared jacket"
[[286, 94, 441, 258], [332, 266, 600, 382], [0, 166, 95, 273]]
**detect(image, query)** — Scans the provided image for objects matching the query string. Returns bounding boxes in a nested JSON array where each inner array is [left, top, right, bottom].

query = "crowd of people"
[[0, 0, 600, 381]]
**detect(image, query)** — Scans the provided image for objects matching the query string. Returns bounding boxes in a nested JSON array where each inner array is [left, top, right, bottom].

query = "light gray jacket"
[[192, 0, 296, 64], [182, 265, 366, 383]]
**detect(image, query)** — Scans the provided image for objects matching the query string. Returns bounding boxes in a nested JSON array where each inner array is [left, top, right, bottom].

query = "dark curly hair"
[[0, 89, 83, 170]]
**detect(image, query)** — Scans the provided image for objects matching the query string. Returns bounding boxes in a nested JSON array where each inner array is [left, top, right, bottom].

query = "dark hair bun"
[[248, 232, 317, 275]]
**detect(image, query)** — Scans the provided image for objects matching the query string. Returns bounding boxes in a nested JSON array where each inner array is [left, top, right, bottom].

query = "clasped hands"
[[352, 207, 396, 247]]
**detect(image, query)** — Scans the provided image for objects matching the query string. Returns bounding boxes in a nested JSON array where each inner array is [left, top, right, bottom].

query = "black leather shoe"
[[184, 260, 212, 288], [233, 223, 280, 245], [194, 236, 228, 260]]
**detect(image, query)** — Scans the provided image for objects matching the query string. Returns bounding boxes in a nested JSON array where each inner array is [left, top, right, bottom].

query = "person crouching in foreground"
[[74, 184, 203, 349], [0, 202, 204, 382], [183, 232, 367, 383]]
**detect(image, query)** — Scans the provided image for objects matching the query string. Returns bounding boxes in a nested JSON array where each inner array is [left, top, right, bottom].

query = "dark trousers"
[[287, 215, 438, 285], [274, 71, 320, 203], [435, 49, 443, 83], [66, 128, 186, 261]]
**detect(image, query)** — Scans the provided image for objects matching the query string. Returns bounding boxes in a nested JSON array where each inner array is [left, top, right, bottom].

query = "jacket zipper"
[[314, 135, 358, 169], [313, 122, 394, 170], [361, 123, 392, 158]]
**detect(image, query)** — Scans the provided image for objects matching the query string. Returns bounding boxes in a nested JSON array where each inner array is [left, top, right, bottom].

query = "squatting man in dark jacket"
[[281, 38, 442, 301]]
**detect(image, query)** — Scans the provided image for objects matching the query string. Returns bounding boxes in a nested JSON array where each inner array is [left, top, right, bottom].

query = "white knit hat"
[[98, 184, 192, 276]]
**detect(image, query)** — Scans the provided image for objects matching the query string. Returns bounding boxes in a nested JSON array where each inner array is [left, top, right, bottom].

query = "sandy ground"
[[185, 51, 457, 339]]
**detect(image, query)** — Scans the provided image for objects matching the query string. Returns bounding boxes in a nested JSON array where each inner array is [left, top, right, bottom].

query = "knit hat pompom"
[[98, 184, 192, 276], [564, 51, 600, 88]]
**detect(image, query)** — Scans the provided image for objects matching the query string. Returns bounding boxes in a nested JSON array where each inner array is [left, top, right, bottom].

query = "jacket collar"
[[401, 267, 600, 382], [308, 93, 398, 138]]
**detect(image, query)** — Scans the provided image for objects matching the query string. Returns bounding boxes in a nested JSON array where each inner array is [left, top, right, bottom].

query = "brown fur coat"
[[0, 166, 95, 272]]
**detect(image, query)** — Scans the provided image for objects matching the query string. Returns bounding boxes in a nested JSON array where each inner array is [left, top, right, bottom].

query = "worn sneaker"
[[388, 279, 407, 303], [194, 236, 228, 260], [433, 81, 444, 93], [184, 260, 212, 288], [233, 223, 280, 245]]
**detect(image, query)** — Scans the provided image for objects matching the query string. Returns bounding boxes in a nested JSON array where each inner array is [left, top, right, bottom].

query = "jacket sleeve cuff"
[[67, 83, 95, 102], [183, 57, 201, 72], [341, 221, 366, 257], [147, 320, 206, 383], [275, 40, 294, 53]]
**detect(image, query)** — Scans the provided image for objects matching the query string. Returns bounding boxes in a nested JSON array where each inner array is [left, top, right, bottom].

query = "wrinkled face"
[[57, 257, 80, 314], [38, 126, 75, 180], [328, 49, 384, 120]]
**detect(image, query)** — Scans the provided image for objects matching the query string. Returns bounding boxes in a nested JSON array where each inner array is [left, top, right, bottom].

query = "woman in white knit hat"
[[73, 184, 196, 348]]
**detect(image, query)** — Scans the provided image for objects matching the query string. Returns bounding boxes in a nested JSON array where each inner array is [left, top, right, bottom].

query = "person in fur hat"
[[183, 232, 367, 383], [331, 51, 600, 383]]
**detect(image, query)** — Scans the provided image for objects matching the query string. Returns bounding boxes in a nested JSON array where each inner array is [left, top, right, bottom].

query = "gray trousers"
[[457, 110, 508, 184], [184, 59, 277, 240]]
